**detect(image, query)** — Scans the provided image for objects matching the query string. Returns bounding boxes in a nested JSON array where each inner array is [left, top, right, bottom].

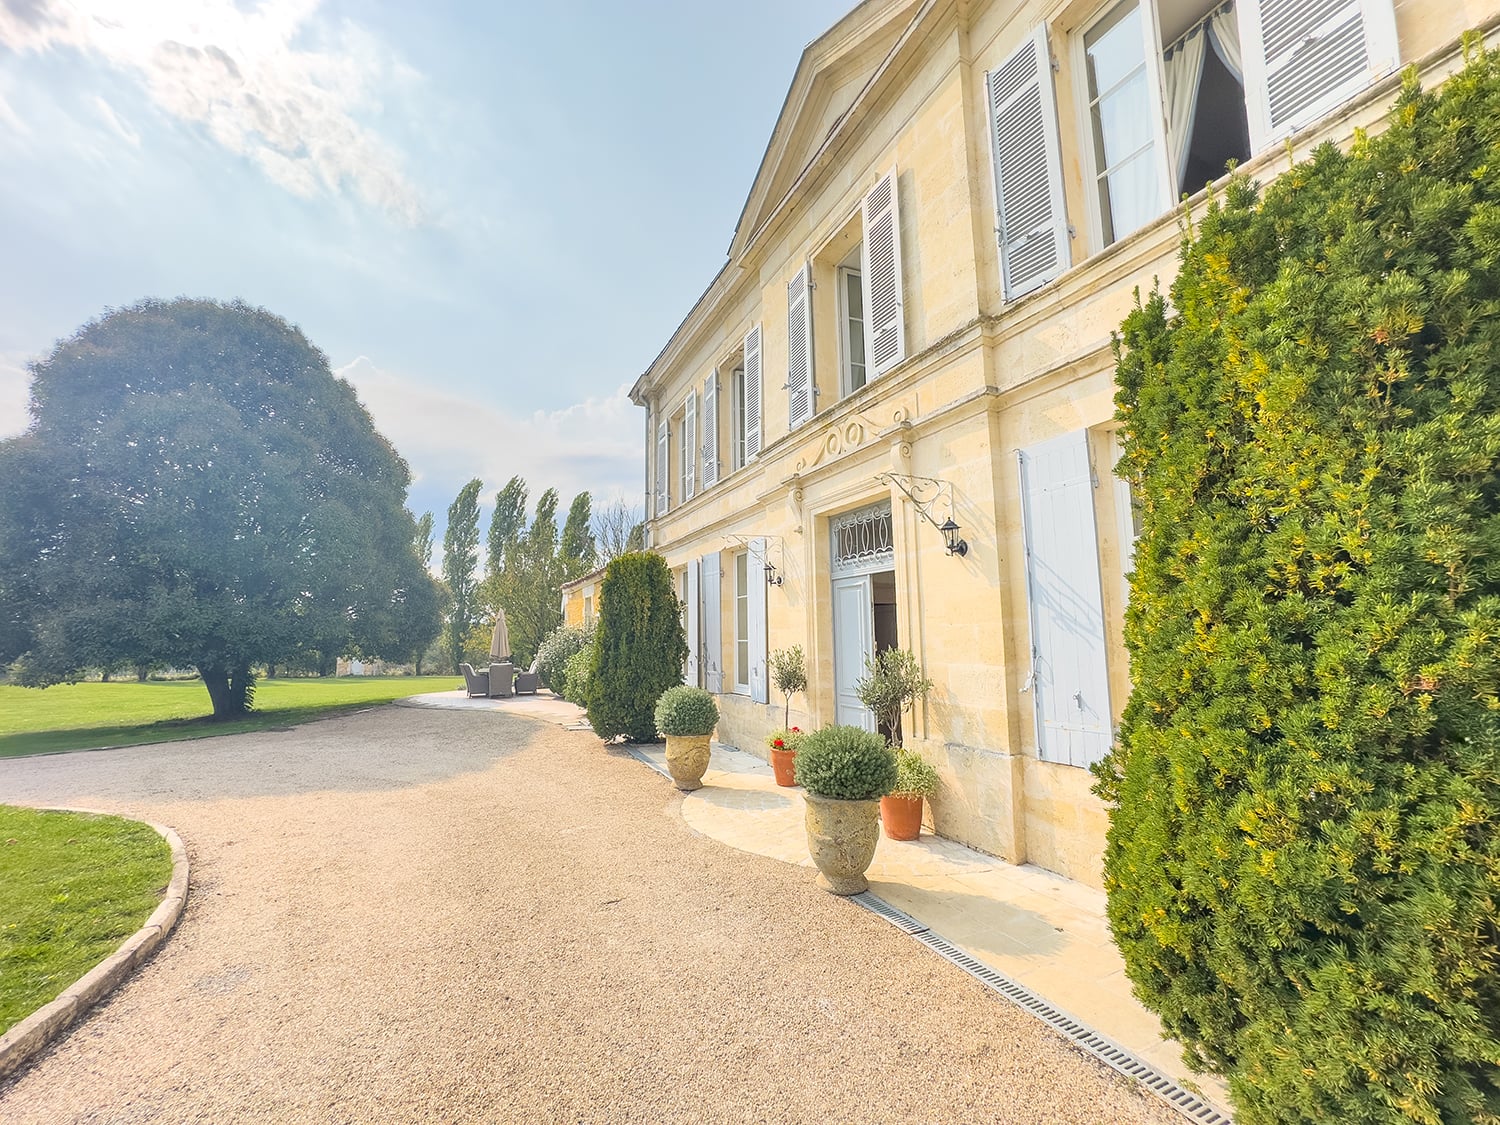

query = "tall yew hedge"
[[1100, 48, 1500, 1125], [584, 551, 688, 743]]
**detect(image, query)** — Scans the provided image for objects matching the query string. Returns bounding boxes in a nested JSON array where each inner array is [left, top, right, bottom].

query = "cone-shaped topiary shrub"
[[1098, 47, 1500, 1125], [795, 725, 896, 801], [584, 552, 688, 742]]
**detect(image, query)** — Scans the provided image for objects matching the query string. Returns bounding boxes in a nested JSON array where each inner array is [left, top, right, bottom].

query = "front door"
[[833, 574, 874, 730], [1018, 430, 1112, 767]]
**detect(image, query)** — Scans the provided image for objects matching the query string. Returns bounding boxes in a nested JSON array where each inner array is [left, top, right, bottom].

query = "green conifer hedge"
[[584, 552, 688, 742], [1099, 48, 1500, 1125]]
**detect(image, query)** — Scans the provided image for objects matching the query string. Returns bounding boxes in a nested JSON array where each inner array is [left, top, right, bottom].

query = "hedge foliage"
[[584, 552, 687, 742], [1099, 50, 1500, 1125], [795, 725, 896, 801], [536, 623, 590, 693]]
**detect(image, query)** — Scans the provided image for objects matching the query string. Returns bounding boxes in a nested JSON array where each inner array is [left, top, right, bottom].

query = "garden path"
[[0, 705, 1176, 1124]]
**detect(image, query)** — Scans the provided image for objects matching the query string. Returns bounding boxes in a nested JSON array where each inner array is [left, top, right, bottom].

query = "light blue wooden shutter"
[[685, 556, 700, 686], [682, 391, 696, 501], [655, 417, 669, 516], [743, 324, 763, 460], [748, 536, 768, 704], [701, 551, 722, 692], [987, 26, 1069, 301], [861, 169, 905, 377], [701, 370, 719, 488], [1017, 431, 1112, 768], [1239, 0, 1398, 147], [786, 265, 814, 429]]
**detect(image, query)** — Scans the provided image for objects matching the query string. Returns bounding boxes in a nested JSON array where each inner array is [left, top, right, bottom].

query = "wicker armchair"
[[459, 663, 489, 697], [513, 659, 541, 695]]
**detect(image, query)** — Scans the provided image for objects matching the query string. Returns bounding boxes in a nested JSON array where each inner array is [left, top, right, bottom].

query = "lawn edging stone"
[[0, 811, 189, 1081]]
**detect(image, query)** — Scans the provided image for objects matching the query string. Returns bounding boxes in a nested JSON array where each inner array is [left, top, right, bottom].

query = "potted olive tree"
[[795, 725, 897, 895], [769, 644, 807, 727], [654, 685, 719, 792], [855, 648, 937, 839]]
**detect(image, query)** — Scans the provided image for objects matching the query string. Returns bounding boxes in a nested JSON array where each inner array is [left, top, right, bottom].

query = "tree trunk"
[[200, 664, 254, 720]]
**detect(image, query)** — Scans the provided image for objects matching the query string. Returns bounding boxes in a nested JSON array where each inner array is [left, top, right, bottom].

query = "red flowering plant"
[[765, 727, 806, 752]]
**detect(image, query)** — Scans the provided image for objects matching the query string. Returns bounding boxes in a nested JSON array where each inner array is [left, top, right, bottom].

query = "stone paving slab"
[[630, 740, 1232, 1113]]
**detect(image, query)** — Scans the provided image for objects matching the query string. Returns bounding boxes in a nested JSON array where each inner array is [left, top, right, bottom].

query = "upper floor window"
[[729, 363, 747, 471], [987, 1, 1397, 293], [837, 247, 867, 395]]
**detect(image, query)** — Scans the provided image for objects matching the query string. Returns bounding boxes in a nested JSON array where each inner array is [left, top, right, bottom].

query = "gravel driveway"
[[0, 705, 1176, 1124]]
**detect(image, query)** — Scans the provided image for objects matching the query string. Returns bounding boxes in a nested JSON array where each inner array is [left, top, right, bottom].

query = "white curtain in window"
[[1162, 24, 1208, 195], [1207, 7, 1242, 83]]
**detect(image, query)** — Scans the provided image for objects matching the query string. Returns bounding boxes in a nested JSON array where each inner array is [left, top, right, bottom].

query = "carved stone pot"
[[803, 791, 881, 895], [664, 733, 712, 791]]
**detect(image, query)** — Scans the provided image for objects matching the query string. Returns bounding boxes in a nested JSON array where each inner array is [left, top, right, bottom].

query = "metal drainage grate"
[[852, 893, 1232, 1125]]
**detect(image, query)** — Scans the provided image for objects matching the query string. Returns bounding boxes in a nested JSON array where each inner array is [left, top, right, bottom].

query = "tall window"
[[730, 364, 747, 471], [838, 248, 866, 395], [1085, 2, 1162, 245], [734, 551, 750, 692]]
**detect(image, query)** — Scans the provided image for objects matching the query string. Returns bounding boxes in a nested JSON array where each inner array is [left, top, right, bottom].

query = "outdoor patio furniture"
[[488, 661, 515, 698], [513, 659, 541, 695], [460, 663, 489, 698]]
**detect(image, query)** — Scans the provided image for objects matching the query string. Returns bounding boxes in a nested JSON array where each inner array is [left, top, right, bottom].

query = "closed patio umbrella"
[[489, 611, 512, 663]]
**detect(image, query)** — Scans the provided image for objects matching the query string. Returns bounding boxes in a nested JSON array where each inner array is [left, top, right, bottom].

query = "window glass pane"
[[735, 553, 749, 687], [843, 268, 866, 392], [1094, 71, 1154, 168], [1103, 148, 1161, 241], [1085, 3, 1144, 99]]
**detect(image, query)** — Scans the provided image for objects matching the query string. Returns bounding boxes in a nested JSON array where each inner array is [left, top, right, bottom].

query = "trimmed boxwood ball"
[[653, 685, 718, 737], [1099, 49, 1500, 1125], [583, 552, 688, 742], [795, 725, 896, 801]]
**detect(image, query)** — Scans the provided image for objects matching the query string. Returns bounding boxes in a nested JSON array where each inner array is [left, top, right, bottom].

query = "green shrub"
[[536, 624, 590, 693], [653, 685, 718, 737], [854, 648, 932, 746], [584, 552, 688, 742], [795, 725, 896, 801], [765, 726, 806, 751], [890, 748, 939, 798], [561, 647, 593, 706], [1098, 50, 1500, 1125]]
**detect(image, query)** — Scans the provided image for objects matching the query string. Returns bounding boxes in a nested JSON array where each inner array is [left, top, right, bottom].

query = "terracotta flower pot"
[[803, 791, 881, 895], [770, 746, 798, 786], [664, 733, 712, 791], [880, 793, 924, 841]]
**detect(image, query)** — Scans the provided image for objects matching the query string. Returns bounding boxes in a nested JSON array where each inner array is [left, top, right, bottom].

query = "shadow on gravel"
[[0, 706, 559, 804]]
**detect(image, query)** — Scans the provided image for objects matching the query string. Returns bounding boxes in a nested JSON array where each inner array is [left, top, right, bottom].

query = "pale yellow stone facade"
[[560, 565, 605, 629], [631, 0, 1500, 886]]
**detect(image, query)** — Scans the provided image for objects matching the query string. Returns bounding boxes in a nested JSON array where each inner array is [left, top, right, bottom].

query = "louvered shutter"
[[1238, 0, 1398, 148], [743, 324, 763, 460], [682, 391, 696, 501], [748, 537, 768, 704], [685, 557, 700, 686], [861, 169, 905, 377], [655, 417, 669, 516], [701, 370, 719, 488], [701, 551, 722, 693], [987, 26, 1069, 301], [786, 265, 814, 429]]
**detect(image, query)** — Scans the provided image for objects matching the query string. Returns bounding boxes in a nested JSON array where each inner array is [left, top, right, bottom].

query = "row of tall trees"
[[435, 479, 641, 672]]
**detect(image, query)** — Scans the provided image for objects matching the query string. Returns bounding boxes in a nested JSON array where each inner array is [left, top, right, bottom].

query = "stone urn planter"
[[654, 685, 719, 793], [804, 792, 882, 894], [665, 733, 712, 791], [794, 725, 897, 896]]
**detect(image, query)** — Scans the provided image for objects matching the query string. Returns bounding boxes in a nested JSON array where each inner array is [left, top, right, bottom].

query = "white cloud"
[[91, 94, 139, 145], [335, 356, 643, 510], [0, 0, 424, 222]]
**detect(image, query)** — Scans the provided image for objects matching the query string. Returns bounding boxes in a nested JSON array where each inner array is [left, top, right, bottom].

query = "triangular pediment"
[[730, 0, 927, 258]]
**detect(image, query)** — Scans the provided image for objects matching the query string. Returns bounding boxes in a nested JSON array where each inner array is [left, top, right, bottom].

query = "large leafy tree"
[[1100, 54, 1500, 1125], [441, 479, 483, 674], [0, 298, 440, 718], [486, 476, 528, 574]]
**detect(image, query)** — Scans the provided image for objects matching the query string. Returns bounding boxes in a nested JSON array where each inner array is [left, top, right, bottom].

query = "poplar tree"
[[441, 479, 482, 673]]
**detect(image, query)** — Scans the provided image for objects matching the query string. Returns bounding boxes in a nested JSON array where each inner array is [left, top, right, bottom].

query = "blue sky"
[[0, 0, 855, 537]]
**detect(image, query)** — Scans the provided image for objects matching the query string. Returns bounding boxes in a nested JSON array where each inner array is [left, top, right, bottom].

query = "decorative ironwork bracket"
[[875, 473, 969, 557]]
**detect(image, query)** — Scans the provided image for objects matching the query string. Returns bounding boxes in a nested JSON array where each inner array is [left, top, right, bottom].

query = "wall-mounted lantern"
[[877, 472, 971, 560], [939, 517, 968, 557], [764, 561, 783, 586]]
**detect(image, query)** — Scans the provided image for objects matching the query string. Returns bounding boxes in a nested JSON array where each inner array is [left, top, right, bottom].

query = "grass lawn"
[[0, 675, 461, 758], [0, 806, 174, 1034]]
